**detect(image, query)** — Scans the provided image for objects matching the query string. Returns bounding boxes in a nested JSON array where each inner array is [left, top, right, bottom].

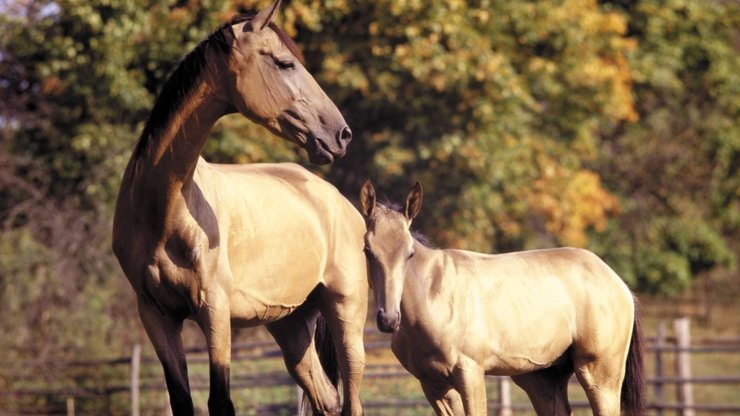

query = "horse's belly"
[[229, 288, 307, 327], [227, 254, 323, 327]]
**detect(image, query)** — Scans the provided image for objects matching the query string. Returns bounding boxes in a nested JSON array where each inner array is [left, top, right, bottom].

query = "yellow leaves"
[[472, 9, 490, 24], [321, 54, 369, 94], [529, 163, 619, 247]]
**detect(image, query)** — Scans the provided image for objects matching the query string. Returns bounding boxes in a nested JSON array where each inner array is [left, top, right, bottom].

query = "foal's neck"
[[400, 240, 440, 314]]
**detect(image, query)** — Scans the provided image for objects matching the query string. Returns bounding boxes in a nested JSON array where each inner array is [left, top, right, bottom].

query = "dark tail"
[[622, 300, 647, 416], [299, 314, 339, 415], [314, 314, 340, 386]]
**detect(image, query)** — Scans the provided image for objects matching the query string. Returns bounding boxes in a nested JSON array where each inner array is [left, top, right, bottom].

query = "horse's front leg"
[[196, 288, 235, 416], [137, 297, 194, 415]]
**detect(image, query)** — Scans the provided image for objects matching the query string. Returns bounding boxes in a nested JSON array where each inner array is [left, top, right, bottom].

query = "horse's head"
[[359, 180, 423, 333], [221, 0, 351, 164]]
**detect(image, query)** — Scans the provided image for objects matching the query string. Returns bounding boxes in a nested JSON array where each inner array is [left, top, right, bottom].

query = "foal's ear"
[[249, 0, 282, 31], [404, 182, 423, 220], [359, 179, 376, 218]]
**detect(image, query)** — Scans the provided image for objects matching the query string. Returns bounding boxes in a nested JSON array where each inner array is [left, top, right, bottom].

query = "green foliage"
[[596, 0, 739, 293], [0, 3, 737, 408], [287, 0, 737, 294], [279, 0, 637, 257]]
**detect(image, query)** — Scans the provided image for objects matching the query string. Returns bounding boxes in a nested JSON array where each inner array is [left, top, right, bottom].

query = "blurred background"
[[1, 0, 738, 414]]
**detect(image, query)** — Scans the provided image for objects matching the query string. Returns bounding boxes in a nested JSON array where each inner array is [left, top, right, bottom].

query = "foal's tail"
[[298, 314, 340, 415], [621, 301, 647, 416]]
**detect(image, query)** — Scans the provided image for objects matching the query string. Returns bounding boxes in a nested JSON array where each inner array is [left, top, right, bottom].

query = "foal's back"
[[422, 246, 633, 375]]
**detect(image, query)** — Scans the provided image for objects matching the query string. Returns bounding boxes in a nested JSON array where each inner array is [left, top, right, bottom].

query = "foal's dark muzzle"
[[376, 309, 400, 333]]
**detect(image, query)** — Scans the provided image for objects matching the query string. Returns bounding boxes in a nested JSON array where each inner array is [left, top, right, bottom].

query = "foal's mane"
[[132, 14, 304, 166]]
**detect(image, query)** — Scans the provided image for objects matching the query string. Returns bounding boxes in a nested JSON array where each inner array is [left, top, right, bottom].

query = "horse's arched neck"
[[133, 80, 227, 186]]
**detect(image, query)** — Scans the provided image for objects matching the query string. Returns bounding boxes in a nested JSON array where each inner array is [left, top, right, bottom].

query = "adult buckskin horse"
[[112, 2, 367, 414], [358, 180, 645, 416]]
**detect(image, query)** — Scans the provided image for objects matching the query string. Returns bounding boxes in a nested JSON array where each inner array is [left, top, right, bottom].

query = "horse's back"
[[198, 160, 359, 222]]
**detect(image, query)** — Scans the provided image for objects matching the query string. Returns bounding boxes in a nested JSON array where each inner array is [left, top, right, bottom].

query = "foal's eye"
[[408, 252, 415, 259], [275, 58, 296, 71]]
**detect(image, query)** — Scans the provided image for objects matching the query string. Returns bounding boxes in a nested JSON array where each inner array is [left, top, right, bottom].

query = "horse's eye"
[[408, 252, 415, 260], [275, 58, 295, 71]]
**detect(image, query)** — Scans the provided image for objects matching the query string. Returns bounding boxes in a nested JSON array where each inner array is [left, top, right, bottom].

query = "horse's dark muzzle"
[[336, 126, 352, 149], [376, 309, 400, 333], [308, 125, 350, 165]]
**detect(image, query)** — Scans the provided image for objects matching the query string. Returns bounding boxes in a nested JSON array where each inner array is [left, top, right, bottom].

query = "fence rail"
[[2, 317, 740, 415]]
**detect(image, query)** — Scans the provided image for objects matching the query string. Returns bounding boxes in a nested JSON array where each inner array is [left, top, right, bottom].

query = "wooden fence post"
[[497, 376, 512, 416], [131, 344, 141, 416], [655, 320, 666, 416], [674, 318, 694, 416], [66, 396, 75, 416]]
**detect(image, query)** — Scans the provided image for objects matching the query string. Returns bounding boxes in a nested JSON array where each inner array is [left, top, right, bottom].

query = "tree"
[[1, 3, 737, 410], [279, 0, 737, 294], [0, 0, 231, 412], [274, 0, 634, 255], [595, 0, 738, 293]]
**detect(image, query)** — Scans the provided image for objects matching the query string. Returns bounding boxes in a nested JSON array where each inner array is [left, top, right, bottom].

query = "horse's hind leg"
[[267, 304, 341, 415], [137, 297, 194, 415], [419, 380, 465, 416], [512, 365, 573, 416], [574, 356, 625, 416], [316, 284, 367, 416]]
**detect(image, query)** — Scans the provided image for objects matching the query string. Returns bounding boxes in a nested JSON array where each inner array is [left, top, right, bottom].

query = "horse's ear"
[[359, 179, 376, 218], [250, 0, 282, 31], [404, 182, 423, 220]]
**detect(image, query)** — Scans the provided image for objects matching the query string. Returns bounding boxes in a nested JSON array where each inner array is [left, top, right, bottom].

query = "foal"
[[359, 180, 645, 416]]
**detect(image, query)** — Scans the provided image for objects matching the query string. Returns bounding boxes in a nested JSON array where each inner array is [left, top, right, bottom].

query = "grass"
[[118, 290, 740, 415]]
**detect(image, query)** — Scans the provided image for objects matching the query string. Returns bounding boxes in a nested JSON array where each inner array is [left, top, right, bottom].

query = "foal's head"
[[359, 180, 423, 333], [220, 0, 351, 164]]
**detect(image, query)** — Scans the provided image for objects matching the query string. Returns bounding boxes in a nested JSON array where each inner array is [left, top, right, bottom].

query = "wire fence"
[[2, 317, 740, 415]]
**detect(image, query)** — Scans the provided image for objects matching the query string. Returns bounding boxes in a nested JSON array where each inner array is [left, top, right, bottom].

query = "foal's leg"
[[267, 304, 341, 415], [512, 366, 573, 416], [316, 285, 367, 416], [419, 380, 465, 416], [196, 288, 235, 416], [137, 298, 194, 415]]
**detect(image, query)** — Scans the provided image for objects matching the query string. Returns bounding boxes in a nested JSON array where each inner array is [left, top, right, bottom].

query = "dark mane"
[[131, 14, 304, 165]]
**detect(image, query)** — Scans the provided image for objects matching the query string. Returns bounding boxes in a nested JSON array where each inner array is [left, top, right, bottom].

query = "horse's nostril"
[[339, 126, 352, 143]]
